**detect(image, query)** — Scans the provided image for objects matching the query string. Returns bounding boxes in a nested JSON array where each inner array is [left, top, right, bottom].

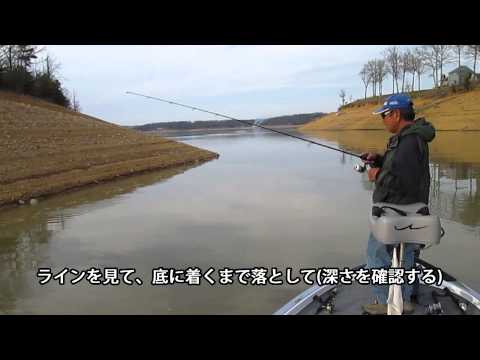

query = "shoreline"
[[0, 154, 218, 211], [146, 124, 301, 135], [0, 92, 220, 210]]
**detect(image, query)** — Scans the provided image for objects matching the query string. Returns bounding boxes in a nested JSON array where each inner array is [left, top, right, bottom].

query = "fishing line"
[[126, 91, 362, 159]]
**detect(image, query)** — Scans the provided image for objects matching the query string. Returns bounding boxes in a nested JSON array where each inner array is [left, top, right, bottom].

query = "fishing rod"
[[126, 91, 363, 160]]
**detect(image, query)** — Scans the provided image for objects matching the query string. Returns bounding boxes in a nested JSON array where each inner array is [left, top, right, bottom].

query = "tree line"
[[0, 45, 80, 111], [134, 112, 326, 131], [355, 45, 480, 101]]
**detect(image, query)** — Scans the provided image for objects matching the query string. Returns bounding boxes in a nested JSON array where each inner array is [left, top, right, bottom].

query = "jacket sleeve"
[[376, 135, 423, 195], [373, 155, 384, 168]]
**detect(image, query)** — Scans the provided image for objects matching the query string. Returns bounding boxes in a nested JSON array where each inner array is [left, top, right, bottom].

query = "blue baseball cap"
[[373, 94, 414, 115]]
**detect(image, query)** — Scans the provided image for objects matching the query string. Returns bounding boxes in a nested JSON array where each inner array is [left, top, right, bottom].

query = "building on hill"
[[448, 66, 476, 86]]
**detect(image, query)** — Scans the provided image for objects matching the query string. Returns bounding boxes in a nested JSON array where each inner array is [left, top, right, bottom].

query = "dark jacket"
[[372, 118, 436, 205]]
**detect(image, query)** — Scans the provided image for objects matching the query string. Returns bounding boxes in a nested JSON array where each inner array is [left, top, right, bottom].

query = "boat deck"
[[299, 281, 480, 315]]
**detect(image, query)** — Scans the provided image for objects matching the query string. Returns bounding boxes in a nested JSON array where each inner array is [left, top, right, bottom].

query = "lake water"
[[1, 129, 479, 314]]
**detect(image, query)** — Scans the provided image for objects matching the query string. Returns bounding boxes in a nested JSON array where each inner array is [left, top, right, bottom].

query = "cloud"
[[47, 45, 405, 125]]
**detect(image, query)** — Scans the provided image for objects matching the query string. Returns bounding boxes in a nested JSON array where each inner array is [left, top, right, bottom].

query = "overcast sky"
[[46, 45, 445, 126]]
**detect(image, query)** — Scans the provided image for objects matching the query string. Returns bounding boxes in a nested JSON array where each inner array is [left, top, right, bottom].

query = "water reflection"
[[429, 163, 479, 226], [0, 163, 209, 314], [305, 130, 480, 226]]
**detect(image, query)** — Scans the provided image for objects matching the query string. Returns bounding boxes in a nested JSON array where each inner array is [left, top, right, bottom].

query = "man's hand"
[[360, 152, 381, 165], [368, 167, 381, 182]]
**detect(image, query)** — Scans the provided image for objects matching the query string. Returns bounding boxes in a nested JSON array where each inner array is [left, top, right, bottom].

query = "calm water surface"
[[0, 129, 479, 314]]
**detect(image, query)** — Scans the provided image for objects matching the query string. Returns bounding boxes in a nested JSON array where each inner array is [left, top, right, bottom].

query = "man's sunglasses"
[[381, 110, 392, 119]]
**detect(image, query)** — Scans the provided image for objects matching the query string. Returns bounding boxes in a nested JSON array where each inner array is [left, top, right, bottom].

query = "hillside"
[[261, 112, 326, 126], [301, 87, 480, 132], [134, 112, 326, 132], [0, 91, 218, 208]]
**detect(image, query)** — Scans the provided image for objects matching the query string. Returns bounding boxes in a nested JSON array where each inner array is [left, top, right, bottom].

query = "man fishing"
[[361, 94, 436, 315]]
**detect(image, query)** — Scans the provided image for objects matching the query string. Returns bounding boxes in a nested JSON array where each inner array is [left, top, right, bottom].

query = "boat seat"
[[369, 202, 443, 249]]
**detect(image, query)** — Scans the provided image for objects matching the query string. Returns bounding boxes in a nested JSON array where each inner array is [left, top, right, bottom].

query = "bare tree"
[[405, 81, 411, 93], [408, 50, 416, 91], [339, 89, 346, 106], [1, 45, 18, 71], [416, 59, 427, 91], [451, 45, 464, 68], [400, 49, 414, 92], [422, 45, 454, 87], [384, 46, 401, 94], [466, 45, 480, 74], [422, 45, 440, 87], [42, 53, 61, 79], [367, 60, 378, 96], [72, 89, 81, 112], [376, 59, 387, 96], [438, 45, 454, 84], [412, 47, 427, 91], [365, 59, 387, 97], [0, 45, 6, 70], [360, 65, 371, 100]]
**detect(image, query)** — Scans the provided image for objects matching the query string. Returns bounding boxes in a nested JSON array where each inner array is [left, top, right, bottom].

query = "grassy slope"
[[301, 87, 480, 131], [0, 91, 218, 207]]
